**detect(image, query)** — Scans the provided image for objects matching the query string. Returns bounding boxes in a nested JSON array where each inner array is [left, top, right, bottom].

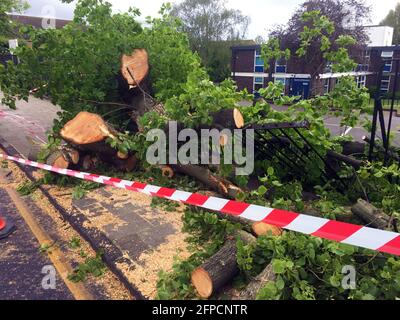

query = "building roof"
[[368, 45, 400, 51], [9, 14, 72, 29], [231, 44, 261, 51]]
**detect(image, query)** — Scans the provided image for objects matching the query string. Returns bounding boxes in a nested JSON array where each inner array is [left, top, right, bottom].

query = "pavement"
[[0, 93, 59, 156]]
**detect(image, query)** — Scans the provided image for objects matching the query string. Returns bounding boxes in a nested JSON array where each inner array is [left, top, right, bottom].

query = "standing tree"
[[269, 0, 371, 79], [380, 3, 400, 45], [171, 0, 250, 82]]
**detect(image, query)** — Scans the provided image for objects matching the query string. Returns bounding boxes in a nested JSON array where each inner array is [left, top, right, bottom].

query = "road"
[[0, 182, 74, 300]]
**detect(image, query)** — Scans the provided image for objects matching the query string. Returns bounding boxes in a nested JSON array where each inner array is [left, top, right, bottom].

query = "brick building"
[[1, 14, 72, 65], [231, 26, 400, 98]]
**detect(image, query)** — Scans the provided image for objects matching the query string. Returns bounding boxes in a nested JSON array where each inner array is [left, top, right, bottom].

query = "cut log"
[[62, 146, 80, 165], [351, 199, 391, 229], [61, 112, 118, 147], [60, 112, 137, 172], [252, 222, 283, 237], [234, 263, 276, 300], [46, 151, 69, 169], [160, 165, 174, 178], [117, 151, 129, 160], [192, 240, 238, 299], [119, 48, 157, 119], [121, 49, 149, 89], [191, 231, 256, 299], [211, 108, 245, 129], [172, 164, 243, 199]]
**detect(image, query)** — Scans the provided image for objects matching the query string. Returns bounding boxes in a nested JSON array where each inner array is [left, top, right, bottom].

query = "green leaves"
[[272, 259, 291, 274], [261, 38, 291, 71]]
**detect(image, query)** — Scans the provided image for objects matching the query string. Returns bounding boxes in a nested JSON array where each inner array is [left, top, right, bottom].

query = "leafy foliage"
[[68, 252, 106, 283]]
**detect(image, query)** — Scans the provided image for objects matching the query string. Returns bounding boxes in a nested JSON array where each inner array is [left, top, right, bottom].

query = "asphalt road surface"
[[0, 183, 74, 300]]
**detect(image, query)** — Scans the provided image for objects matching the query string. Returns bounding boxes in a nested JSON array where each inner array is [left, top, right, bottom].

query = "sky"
[[20, 0, 400, 39]]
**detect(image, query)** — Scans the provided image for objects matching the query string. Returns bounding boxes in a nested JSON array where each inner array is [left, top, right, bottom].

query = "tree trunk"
[[191, 231, 256, 299], [60, 111, 137, 172], [210, 108, 245, 129], [119, 48, 160, 121], [326, 150, 364, 170], [351, 199, 391, 229], [234, 264, 276, 300], [121, 49, 149, 89], [172, 164, 243, 199]]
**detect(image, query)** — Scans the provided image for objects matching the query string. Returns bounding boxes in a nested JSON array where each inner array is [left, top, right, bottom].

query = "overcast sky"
[[21, 0, 400, 38]]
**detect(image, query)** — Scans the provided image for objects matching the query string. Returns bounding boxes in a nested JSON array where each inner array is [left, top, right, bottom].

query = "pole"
[[385, 59, 400, 165]]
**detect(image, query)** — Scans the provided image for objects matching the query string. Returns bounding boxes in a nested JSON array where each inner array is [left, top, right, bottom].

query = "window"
[[275, 58, 287, 73], [254, 76, 264, 91], [357, 75, 366, 88], [254, 50, 264, 73], [356, 64, 369, 72], [324, 79, 330, 94], [382, 51, 394, 58], [383, 62, 392, 73], [381, 75, 391, 93], [275, 65, 286, 73]]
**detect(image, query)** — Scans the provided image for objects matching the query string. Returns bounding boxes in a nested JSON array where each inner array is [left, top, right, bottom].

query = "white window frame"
[[356, 75, 366, 88], [253, 76, 264, 92], [254, 50, 264, 73], [275, 63, 287, 74], [324, 78, 330, 94], [381, 75, 391, 92], [381, 51, 394, 58], [383, 61, 393, 73]]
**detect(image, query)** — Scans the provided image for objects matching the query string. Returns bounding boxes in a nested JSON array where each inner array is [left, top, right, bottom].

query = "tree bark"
[[234, 264, 276, 300], [351, 199, 391, 229], [210, 108, 245, 129], [172, 164, 243, 199], [326, 150, 364, 170]]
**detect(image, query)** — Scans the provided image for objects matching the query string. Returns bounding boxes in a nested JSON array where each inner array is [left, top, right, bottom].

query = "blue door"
[[289, 78, 311, 99]]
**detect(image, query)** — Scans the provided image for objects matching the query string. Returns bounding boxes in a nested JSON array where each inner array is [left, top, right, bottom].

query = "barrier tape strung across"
[[1, 152, 400, 257]]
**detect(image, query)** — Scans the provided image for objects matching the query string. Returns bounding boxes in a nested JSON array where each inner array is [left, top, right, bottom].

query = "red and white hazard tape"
[[2, 152, 400, 257]]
